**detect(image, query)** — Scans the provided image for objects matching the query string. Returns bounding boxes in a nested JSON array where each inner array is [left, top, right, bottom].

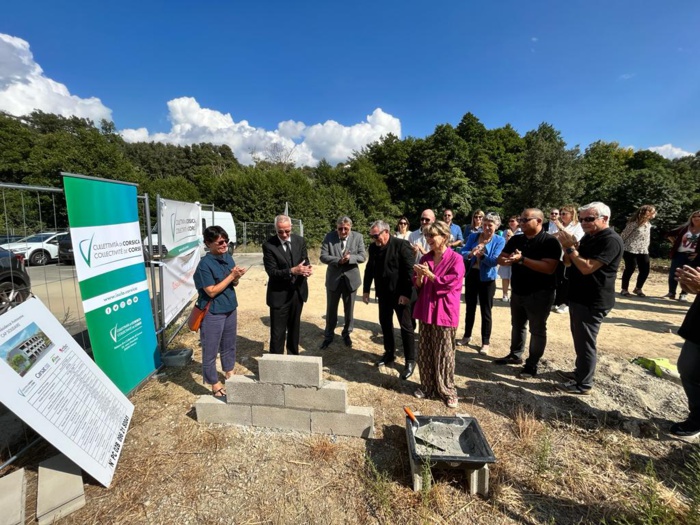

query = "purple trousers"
[[200, 309, 238, 385]]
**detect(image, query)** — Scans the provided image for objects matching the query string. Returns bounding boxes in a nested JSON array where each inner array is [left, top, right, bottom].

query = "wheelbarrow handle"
[[403, 406, 418, 424]]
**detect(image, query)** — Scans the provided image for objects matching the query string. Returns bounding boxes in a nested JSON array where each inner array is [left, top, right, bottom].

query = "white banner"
[[159, 199, 202, 324], [0, 298, 133, 487]]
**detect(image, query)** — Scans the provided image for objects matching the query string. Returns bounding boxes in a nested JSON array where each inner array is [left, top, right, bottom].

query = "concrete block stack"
[[195, 354, 374, 438]]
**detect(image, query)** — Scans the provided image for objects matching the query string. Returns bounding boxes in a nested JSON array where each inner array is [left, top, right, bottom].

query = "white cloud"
[[0, 33, 111, 122], [647, 144, 694, 160], [531, 37, 538, 42], [121, 97, 401, 166], [618, 73, 635, 81], [0, 31, 401, 166]]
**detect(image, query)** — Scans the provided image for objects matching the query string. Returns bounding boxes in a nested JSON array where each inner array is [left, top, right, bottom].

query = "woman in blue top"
[[457, 213, 506, 355], [193, 226, 247, 397]]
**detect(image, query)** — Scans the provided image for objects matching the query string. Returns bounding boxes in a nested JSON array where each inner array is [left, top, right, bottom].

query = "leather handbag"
[[187, 301, 210, 331]]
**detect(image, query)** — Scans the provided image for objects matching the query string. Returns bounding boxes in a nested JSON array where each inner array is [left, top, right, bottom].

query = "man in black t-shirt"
[[495, 208, 561, 377], [556, 202, 623, 394]]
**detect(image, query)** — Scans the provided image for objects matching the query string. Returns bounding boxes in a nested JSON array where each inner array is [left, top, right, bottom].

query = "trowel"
[[404, 406, 447, 451]]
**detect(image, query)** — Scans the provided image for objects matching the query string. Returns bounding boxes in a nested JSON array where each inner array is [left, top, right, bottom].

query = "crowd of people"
[[192, 205, 700, 437]]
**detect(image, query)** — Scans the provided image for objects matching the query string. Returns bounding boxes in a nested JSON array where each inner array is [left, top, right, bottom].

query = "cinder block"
[[226, 376, 284, 406], [0, 467, 26, 525], [252, 406, 311, 433], [37, 454, 85, 525], [195, 396, 252, 426], [284, 382, 347, 412], [259, 354, 322, 387], [311, 406, 375, 438]]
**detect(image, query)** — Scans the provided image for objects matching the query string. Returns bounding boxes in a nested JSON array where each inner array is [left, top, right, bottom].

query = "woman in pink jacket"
[[412, 220, 466, 408]]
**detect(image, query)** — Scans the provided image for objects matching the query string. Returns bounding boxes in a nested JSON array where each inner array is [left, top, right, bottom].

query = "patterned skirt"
[[417, 322, 457, 402]]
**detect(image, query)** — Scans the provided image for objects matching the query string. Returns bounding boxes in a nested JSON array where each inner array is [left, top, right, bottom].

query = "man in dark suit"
[[362, 220, 416, 379], [320, 216, 366, 349], [263, 215, 313, 354]]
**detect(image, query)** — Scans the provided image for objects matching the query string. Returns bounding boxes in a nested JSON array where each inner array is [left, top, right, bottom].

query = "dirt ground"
[[9, 257, 700, 524]]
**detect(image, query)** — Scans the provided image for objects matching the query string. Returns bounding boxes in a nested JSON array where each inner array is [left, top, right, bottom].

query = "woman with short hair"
[[458, 213, 506, 354], [193, 226, 247, 397], [619, 205, 656, 297], [412, 220, 465, 408]]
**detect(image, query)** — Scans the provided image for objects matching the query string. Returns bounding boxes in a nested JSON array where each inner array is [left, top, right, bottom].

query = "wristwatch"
[[517, 257, 525, 265]]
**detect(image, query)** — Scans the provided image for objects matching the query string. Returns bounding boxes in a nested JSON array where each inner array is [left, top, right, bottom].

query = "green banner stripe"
[[79, 264, 148, 300], [63, 175, 138, 227], [164, 241, 201, 258]]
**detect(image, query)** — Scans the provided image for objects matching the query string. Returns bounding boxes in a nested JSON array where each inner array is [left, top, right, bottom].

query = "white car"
[[0, 232, 69, 266]]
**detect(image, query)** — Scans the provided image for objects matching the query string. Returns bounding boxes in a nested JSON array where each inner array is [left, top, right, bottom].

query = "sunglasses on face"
[[277, 229, 291, 234], [337, 227, 350, 231], [398, 221, 407, 225], [518, 217, 536, 223], [551, 212, 559, 216], [420, 218, 431, 223], [580, 216, 601, 223], [369, 233, 381, 240], [213, 239, 229, 245]]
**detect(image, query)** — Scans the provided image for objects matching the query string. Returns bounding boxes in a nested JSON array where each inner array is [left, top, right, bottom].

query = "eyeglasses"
[[420, 218, 431, 223], [277, 229, 291, 234], [369, 233, 381, 240], [398, 221, 407, 225], [474, 216, 483, 220], [580, 216, 604, 223], [517, 217, 536, 223], [443, 214, 452, 218], [213, 239, 229, 245], [426, 233, 442, 238], [550, 212, 559, 216], [560, 211, 571, 215], [337, 227, 350, 232]]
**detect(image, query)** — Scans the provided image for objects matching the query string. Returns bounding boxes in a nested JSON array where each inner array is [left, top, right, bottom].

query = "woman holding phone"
[[193, 225, 247, 397]]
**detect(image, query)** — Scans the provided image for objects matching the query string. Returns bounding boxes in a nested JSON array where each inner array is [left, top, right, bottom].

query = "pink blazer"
[[412, 248, 465, 327]]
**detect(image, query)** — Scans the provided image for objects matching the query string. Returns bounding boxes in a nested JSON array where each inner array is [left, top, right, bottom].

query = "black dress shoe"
[[342, 334, 352, 347], [400, 361, 416, 380], [375, 354, 395, 367], [320, 338, 332, 350]]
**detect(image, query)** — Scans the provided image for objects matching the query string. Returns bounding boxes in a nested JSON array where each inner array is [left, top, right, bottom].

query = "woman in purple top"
[[412, 220, 466, 408]]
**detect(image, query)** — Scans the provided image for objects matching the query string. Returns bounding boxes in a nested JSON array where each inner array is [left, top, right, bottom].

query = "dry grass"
[[3, 266, 699, 524]]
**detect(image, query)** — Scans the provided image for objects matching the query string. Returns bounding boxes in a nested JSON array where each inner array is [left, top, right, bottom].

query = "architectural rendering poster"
[[63, 173, 159, 394], [159, 198, 201, 324], [0, 297, 134, 487]]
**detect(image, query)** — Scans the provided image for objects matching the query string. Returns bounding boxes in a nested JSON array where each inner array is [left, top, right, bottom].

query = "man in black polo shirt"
[[495, 208, 561, 377], [556, 202, 623, 394]]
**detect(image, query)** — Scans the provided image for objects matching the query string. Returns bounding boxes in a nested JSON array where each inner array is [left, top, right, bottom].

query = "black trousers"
[[554, 262, 570, 307], [510, 289, 555, 370], [463, 268, 496, 344], [269, 291, 303, 355], [621, 251, 650, 291], [678, 339, 700, 425], [377, 294, 415, 362], [569, 301, 610, 389]]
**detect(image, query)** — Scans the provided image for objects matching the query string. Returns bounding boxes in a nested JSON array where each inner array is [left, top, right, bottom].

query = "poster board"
[[0, 298, 133, 487]]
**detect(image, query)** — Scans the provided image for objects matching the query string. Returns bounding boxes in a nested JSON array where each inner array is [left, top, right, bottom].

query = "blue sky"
[[1, 1, 698, 165]]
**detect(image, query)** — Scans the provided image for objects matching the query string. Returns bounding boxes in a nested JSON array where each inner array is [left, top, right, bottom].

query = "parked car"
[[0, 231, 69, 266], [58, 232, 74, 265], [0, 247, 31, 315], [0, 234, 25, 245]]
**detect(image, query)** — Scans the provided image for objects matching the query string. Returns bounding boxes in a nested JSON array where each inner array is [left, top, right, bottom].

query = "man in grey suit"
[[320, 216, 366, 349]]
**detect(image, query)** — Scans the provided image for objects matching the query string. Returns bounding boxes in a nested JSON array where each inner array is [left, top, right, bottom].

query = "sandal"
[[212, 387, 227, 398], [620, 290, 631, 297], [446, 397, 459, 408], [633, 289, 646, 297]]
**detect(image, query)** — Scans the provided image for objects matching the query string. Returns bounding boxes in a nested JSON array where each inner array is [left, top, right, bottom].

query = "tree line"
[[1, 111, 698, 255]]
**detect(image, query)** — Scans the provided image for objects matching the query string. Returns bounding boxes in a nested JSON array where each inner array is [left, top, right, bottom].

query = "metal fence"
[[238, 219, 303, 250]]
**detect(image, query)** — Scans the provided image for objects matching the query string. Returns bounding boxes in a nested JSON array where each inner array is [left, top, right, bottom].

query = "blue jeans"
[[200, 309, 238, 385], [509, 289, 555, 370], [669, 252, 696, 295]]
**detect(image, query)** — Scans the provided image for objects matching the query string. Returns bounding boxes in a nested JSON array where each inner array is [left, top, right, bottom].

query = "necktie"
[[341, 239, 346, 253], [284, 241, 293, 266]]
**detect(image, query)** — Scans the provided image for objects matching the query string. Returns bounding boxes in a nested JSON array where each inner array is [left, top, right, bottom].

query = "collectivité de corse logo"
[[79, 233, 143, 268], [170, 211, 198, 244]]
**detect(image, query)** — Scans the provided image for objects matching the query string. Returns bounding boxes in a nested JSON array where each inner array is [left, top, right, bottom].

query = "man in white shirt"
[[408, 209, 435, 263]]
